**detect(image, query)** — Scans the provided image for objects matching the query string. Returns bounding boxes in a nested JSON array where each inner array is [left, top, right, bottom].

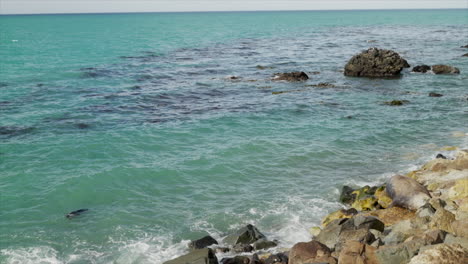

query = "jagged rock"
[[232, 244, 254, 253], [452, 220, 468, 238], [289, 240, 337, 264], [344, 48, 410, 77], [338, 241, 379, 264], [412, 65, 431, 73], [189, 235, 218, 250], [263, 253, 288, 264], [253, 239, 278, 250], [164, 248, 218, 264], [429, 207, 455, 233], [444, 233, 468, 249], [408, 243, 468, 264], [384, 100, 409, 106], [223, 224, 266, 246], [272, 72, 309, 82], [429, 92, 444, 98], [386, 175, 431, 210], [321, 208, 357, 227], [432, 64, 460, 74], [416, 203, 436, 218]]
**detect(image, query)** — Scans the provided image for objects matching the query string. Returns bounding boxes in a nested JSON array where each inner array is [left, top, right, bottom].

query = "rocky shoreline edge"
[[164, 148, 468, 264]]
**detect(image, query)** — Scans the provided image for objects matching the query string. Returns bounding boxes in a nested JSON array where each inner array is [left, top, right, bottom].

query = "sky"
[[0, 0, 467, 14]]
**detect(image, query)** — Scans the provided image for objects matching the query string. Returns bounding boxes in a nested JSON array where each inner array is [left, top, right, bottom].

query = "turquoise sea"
[[1, 9, 467, 263]]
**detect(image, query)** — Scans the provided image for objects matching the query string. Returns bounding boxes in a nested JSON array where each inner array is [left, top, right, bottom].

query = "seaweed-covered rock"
[[321, 208, 357, 227], [374, 186, 392, 209], [344, 48, 410, 77], [164, 248, 218, 264], [223, 224, 266, 246], [432, 64, 460, 74], [289, 240, 337, 264], [412, 65, 431, 73], [272, 72, 309, 82], [188, 235, 218, 250]]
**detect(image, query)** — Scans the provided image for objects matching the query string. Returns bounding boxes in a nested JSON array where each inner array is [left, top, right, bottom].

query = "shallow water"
[[1, 9, 468, 263]]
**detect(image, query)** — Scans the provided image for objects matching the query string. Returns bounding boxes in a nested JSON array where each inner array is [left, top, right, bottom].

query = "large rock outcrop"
[[344, 48, 410, 77], [432, 65, 460, 74], [386, 175, 431, 210]]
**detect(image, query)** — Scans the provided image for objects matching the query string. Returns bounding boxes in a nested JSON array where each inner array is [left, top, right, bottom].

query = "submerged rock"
[[164, 248, 218, 264], [223, 224, 266, 246], [432, 64, 460, 74], [188, 235, 218, 250], [384, 100, 409, 106], [429, 92, 443, 97], [272, 72, 309, 82], [412, 65, 431, 73], [386, 175, 431, 210], [462, 53, 468, 57], [289, 240, 337, 264], [344, 48, 410, 77]]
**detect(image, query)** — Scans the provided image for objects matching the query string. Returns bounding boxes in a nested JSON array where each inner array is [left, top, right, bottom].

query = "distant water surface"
[[1, 9, 467, 263]]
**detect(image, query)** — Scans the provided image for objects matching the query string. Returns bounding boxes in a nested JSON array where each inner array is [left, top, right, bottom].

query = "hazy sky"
[[1, 0, 467, 14]]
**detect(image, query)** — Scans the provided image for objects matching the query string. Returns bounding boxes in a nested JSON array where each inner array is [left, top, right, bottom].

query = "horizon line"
[[1, 7, 466, 16]]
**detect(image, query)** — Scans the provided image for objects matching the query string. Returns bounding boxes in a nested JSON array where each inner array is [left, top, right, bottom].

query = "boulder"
[[432, 65, 460, 74], [428, 207, 455, 233], [263, 253, 288, 264], [386, 175, 431, 210], [164, 248, 218, 264], [289, 240, 337, 264], [463, 53, 468, 57], [452, 220, 468, 238], [223, 224, 266, 246], [272, 72, 309, 82], [340, 185, 356, 204], [253, 239, 278, 251], [412, 65, 431, 73], [363, 207, 415, 226], [189, 235, 218, 250], [429, 92, 443, 97], [232, 244, 254, 253], [408, 243, 468, 264], [444, 233, 468, 249], [221, 254, 260, 264], [344, 48, 410, 77], [338, 241, 379, 264]]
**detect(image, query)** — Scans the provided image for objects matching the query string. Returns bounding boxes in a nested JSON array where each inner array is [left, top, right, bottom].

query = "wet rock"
[[263, 253, 288, 264], [272, 72, 309, 82], [463, 53, 468, 57], [384, 100, 409, 106], [0, 126, 35, 137], [188, 235, 218, 250], [412, 65, 431, 73], [321, 208, 357, 227], [432, 64, 460, 74], [253, 239, 277, 251], [386, 175, 431, 210], [340, 186, 356, 204], [232, 244, 254, 253], [344, 48, 410, 77], [429, 92, 443, 97], [289, 240, 337, 264], [338, 241, 379, 264], [462, 45, 468, 48], [164, 248, 218, 264], [223, 224, 266, 246], [436, 153, 447, 159], [408, 243, 468, 264]]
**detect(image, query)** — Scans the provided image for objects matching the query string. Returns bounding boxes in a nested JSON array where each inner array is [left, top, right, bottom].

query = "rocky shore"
[[164, 47, 467, 264], [164, 148, 468, 264]]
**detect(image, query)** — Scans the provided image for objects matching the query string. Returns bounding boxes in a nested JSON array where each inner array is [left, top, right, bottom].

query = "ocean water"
[[1, 9, 467, 263]]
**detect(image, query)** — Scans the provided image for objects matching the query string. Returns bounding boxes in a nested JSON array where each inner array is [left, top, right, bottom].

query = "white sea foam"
[[1, 246, 62, 264]]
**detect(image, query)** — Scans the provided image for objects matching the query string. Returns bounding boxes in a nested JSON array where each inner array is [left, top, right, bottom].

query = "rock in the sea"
[[164, 248, 218, 264], [344, 48, 410, 77], [461, 45, 468, 48], [412, 65, 431, 73], [232, 244, 254, 253], [408, 243, 468, 264], [340, 186, 356, 204], [386, 175, 431, 210], [463, 53, 468, 57], [263, 253, 288, 264], [289, 240, 337, 264], [188, 235, 218, 250], [429, 92, 443, 98], [384, 100, 409, 106], [272, 72, 309, 82], [432, 64, 460, 74], [338, 241, 379, 264], [253, 239, 278, 251], [223, 224, 266, 246]]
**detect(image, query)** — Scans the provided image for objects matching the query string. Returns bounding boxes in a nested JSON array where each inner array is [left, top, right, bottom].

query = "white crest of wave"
[[1, 246, 62, 264]]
